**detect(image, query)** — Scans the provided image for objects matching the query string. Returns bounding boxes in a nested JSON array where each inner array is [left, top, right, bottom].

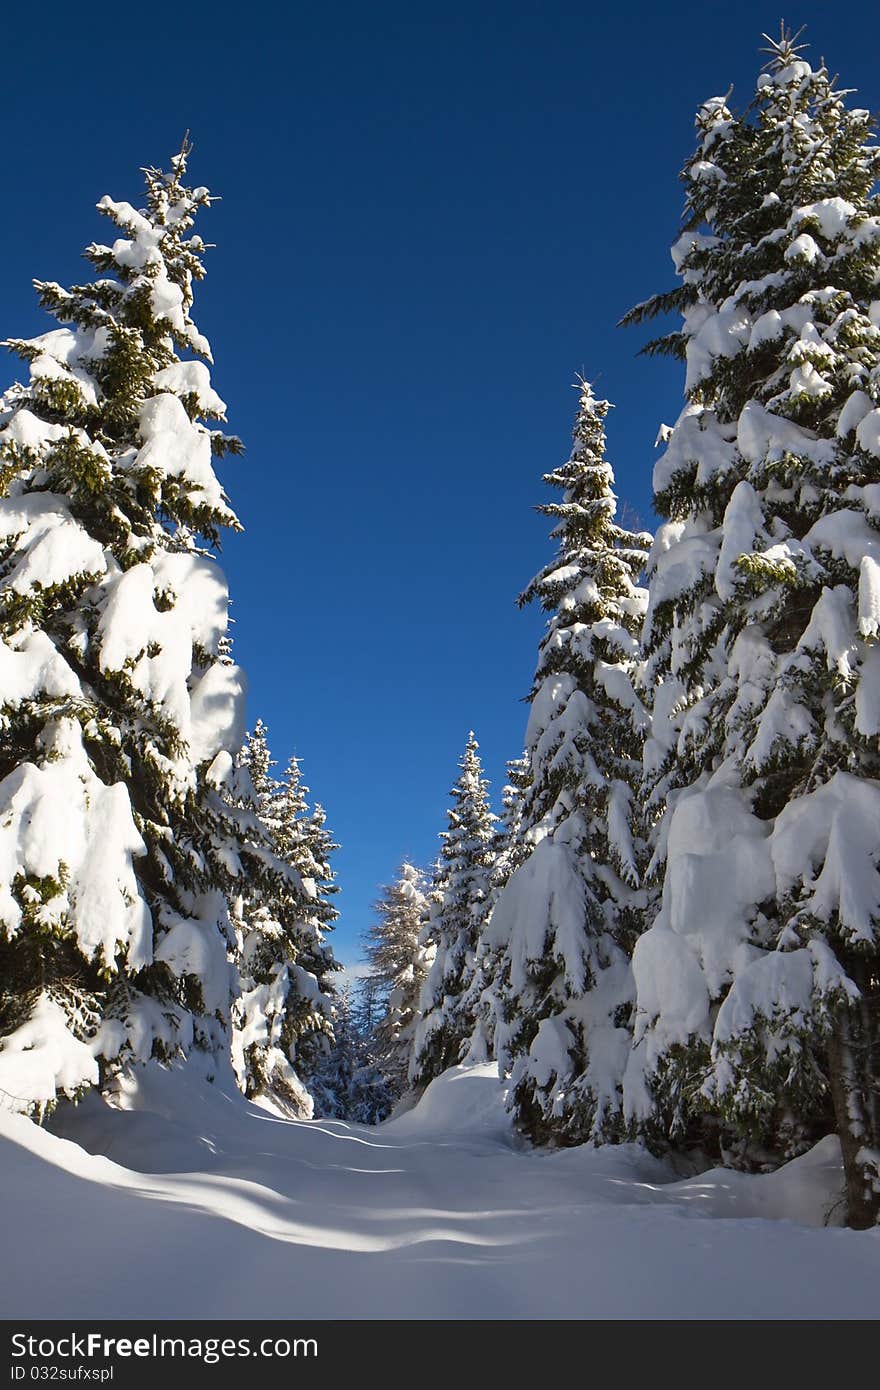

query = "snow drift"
[[0, 1063, 877, 1320]]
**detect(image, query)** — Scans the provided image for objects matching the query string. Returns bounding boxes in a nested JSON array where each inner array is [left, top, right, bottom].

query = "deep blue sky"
[[2, 3, 875, 968]]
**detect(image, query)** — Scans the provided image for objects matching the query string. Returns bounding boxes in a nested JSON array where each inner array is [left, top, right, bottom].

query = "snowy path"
[[2, 1065, 878, 1319]]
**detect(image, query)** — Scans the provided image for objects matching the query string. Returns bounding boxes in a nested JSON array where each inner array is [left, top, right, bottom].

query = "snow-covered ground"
[[2, 1063, 878, 1319]]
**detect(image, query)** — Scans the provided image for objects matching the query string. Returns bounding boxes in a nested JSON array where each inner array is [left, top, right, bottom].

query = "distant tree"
[[231, 724, 337, 1115], [486, 380, 651, 1145], [274, 765, 340, 1084], [460, 754, 534, 1065], [409, 733, 497, 1090], [363, 863, 431, 1094], [309, 983, 394, 1124]]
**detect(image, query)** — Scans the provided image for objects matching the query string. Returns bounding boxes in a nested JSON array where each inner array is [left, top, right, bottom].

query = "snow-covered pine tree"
[[273, 754, 337, 931], [230, 723, 294, 1111], [459, 754, 534, 1065], [493, 754, 533, 891], [304, 985, 359, 1119], [274, 763, 339, 1084], [363, 862, 430, 1094], [623, 29, 880, 1225], [231, 727, 337, 1115], [238, 718, 279, 807], [484, 379, 651, 1145], [0, 143, 273, 1115], [308, 983, 393, 1123], [408, 733, 497, 1090], [0, 146, 279, 1112]]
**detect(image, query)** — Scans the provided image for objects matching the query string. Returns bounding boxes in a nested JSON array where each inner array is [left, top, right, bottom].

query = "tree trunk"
[[826, 988, 880, 1230]]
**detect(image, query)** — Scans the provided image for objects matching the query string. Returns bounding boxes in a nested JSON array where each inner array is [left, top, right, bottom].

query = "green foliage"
[[0, 144, 265, 1108], [624, 30, 880, 1220]]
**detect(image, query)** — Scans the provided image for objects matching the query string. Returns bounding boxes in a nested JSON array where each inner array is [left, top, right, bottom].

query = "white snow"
[[0, 717, 150, 970], [737, 400, 834, 469], [712, 949, 815, 1050], [155, 894, 234, 1016], [685, 302, 751, 392], [95, 197, 211, 358], [767, 58, 813, 87], [653, 406, 738, 498], [792, 197, 855, 240], [0, 407, 67, 453], [785, 232, 821, 264], [484, 837, 588, 994], [625, 774, 779, 1113], [0, 1062, 875, 1319], [96, 551, 242, 763], [645, 528, 718, 622], [136, 394, 227, 510], [98, 563, 191, 725], [0, 630, 79, 709], [837, 390, 874, 439], [806, 510, 880, 570], [771, 773, 880, 946], [0, 492, 107, 596], [856, 408, 880, 459], [800, 585, 858, 680], [856, 647, 880, 737], [152, 362, 227, 417], [189, 662, 247, 766], [630, 924, 711, 1046], [0, 995, 98, 1111], [716, 480, 763, 600], [789, 361, 832, 399]]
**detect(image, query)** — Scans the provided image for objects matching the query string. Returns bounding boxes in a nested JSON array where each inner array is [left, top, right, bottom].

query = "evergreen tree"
[[0, 144, 273, 1114], [363, 862, 430, 1094], [623, 29, 880, 1225], [275, 765, 340, 1081], [306, 984, 358, 1119], [493, 755, 534, 891], [238, 719, 278, 804], [486, 380, 651, 1145], [409, 734, 497, 1089], [308, 983, 394, 1124], [231, 726, 337, 1115], [459, 754, 534, 1065]]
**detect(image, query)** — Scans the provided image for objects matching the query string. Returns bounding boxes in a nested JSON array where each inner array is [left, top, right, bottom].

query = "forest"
[[0, 20, 879, 1325]]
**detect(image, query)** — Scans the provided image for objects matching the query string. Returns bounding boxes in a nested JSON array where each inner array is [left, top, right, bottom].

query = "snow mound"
[[664, 1137, 847, 1227], [382, 1063, 511, 1141]]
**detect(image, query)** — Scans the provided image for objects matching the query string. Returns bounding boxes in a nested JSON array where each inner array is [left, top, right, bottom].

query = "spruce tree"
[[486, 380, 651, 1145], [363, 862, 430, 1094], [409, 733, 497, 1089], [308, 983, 393, 1124], [238, 719, 279, 806], [304, 985, 358, 1119], [459, 754, 534, 1065], [493, 755, 534, 891], [623, 30, 880, 1224], [274, 763, 339, 1081], [231, 725, 337, 1114], [0, 144, 272, 1114]]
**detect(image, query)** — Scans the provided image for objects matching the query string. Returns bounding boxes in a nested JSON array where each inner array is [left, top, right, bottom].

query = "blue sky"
[[1, 2, 874, 968]]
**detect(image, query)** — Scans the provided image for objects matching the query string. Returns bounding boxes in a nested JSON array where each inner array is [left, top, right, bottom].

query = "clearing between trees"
[[1, 1063, 877, 1320]]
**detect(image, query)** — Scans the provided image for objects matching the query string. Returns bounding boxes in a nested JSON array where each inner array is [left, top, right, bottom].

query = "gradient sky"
[[1, 2, 874, 968]]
